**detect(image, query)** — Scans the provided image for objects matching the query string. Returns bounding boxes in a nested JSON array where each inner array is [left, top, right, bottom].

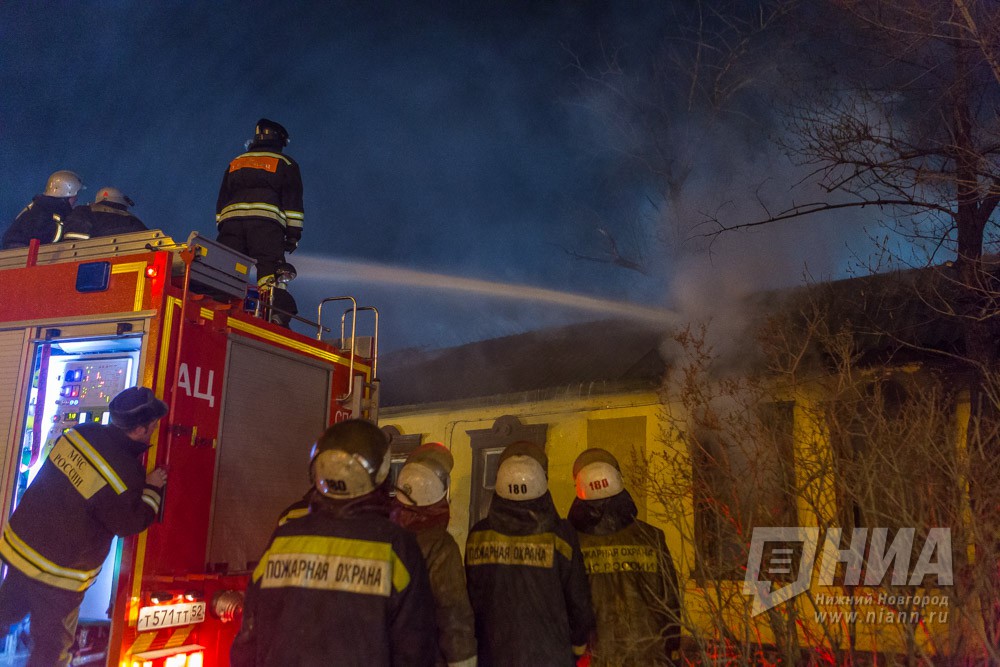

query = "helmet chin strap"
[[394, 486, 418, 505], [373, 452, 391, 486]]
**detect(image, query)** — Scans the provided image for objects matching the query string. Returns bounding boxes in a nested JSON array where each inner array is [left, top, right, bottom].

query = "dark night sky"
[[0, 1, 874, 353]]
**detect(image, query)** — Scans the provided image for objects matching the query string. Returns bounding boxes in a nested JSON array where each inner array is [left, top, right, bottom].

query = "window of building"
[[826, 376, 955, 539], [467, 415, 547, 528], [381, 425, 422, 498], [692, 401, 797, 580]]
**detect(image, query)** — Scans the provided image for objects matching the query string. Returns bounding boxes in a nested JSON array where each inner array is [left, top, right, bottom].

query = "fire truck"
[[0, 230, 380, 666]]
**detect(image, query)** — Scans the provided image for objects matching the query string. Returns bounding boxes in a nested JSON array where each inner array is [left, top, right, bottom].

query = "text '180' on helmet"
[[254, 118, 289, 146], [94, 187, 134, 207], [396, 442, 453, 506], [44, 170, 84, 198], [310, 419, 391, 499], [495, 441, 548, 501], [573, 448, 625, 500]]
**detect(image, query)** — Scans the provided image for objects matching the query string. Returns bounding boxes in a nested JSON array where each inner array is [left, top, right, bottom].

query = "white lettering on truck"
[[177, 363, 216, 407]]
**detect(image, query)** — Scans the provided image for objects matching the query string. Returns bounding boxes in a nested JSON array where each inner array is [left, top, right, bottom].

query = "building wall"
[[382, 382, 961, 659], [380, 388, 692, 578]]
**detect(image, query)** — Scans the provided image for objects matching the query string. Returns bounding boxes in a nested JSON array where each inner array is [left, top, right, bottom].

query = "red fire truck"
[[0, 230, 380, 666]]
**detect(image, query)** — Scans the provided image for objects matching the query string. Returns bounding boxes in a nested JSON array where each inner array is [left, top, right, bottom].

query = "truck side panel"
[[208, 336, 333, 571], [0, 330, 31, 522]]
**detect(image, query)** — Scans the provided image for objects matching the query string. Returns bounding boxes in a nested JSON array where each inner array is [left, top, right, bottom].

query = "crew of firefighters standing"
[[232, 422, 681, 667]]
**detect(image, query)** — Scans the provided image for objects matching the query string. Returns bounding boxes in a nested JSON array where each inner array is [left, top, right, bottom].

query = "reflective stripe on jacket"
[[465, 492, 594, 667], [2, 195, 87, 248], [232, 490, 437, 667], [569, 491, 681, 666], [0, 424, 159, 592], [215, 148, 304, 233], [65, 202, 147, 238]]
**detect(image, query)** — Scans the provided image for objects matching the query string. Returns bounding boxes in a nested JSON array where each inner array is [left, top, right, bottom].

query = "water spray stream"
[[293, 254, 676, 324]]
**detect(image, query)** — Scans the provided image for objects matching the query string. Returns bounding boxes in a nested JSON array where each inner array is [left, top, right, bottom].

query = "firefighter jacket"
[[568, 490, 681, 666], [392, 498, 478, 667], [231, 487, 437, 667], [65, 202, 147, 238], [216, 139, 304, 238], [2, 195, 88, 249], [465, 492, 595, 667], [0, 424, 161, 593], [275, 488, 315, 527]]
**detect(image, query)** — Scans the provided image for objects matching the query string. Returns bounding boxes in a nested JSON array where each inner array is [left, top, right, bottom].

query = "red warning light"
[[145, 265, 158, 279]]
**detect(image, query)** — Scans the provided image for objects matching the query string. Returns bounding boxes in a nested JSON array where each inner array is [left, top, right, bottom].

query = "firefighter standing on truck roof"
[[568, 448, 681, 666], [231, 419, 437, 667], [392, 443, 477, 667], [464, 441, 595, 667], [0, 387, 169, 667], [65, 186, 148, 238], [216, 118, 303, 327], [2, 170, 91, 249]]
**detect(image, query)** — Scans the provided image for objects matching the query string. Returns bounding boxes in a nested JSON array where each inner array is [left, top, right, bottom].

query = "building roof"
[[378, 318, 669, 408], [784, 260, 985, 366], [379, 259, 995, 409]]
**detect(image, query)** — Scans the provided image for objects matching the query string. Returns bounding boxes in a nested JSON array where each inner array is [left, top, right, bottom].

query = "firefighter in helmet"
[[0, 387, 168, 667], [568, 449, 681, 666], [464, 441, 594, 666], [392, 443, 477, 667], [65, 187, 148, 239], [2, 170, 91, 249], [231, 419, 437, 667], [216, 118, 303, 327]]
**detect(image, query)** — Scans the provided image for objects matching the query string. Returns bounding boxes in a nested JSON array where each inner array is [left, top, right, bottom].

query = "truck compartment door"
[[208, 338, 333, 571]]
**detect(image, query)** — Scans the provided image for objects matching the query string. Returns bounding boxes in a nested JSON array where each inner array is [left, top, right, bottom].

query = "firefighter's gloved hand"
[[284, 228, 301, 254], [146, 466, 168, 488]]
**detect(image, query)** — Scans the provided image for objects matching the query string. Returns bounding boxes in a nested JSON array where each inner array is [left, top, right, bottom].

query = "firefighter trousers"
[[217, 218, 298, 323], [0, 566, 83, 667]]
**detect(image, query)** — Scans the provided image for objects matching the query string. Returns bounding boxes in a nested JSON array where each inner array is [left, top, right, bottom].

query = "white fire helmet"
[[44, 170, 84, 198], [310, 419, 391, 500], [573, 448, 625, 501], [495, 441, 548, 501], [396, 442, 453, 506], [94, 187, 134, 207]]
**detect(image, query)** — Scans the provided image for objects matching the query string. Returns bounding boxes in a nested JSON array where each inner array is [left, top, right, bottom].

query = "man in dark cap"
[[232, 419, 436, 666], [0, 387, 169, 667], [216, 118, 304, 327]]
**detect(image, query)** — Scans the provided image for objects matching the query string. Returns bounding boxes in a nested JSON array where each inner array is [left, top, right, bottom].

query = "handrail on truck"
[[351, 306, 379, 381], [317, 296, 358, 401]]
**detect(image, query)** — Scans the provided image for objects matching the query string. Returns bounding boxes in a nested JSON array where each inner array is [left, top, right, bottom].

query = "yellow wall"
[[380, 388, 690, 573], [382, 383, 962, 659]]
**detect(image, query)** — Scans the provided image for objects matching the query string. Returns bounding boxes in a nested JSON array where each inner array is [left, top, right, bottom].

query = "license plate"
[[136, 601, 206, 632]]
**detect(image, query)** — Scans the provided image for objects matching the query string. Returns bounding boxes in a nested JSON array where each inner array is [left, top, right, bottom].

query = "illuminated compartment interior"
[[12, 335, 142, 628]]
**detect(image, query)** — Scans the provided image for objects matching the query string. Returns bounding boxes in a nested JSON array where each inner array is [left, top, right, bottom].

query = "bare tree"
[[644, 290, 1000, 664], [699, 1, 1000, 650], [712, 1, 1000, 388], [563, 0, 799, 273]]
